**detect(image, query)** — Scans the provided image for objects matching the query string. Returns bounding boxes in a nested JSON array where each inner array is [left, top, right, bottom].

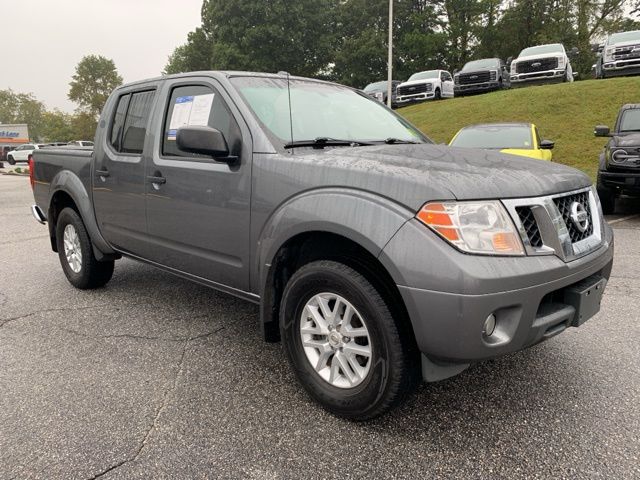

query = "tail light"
[[29, 157, 35, 190]]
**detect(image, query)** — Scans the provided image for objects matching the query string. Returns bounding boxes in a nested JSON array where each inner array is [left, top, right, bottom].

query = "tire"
[[280, 260, 419, 420], [597, 185, 616, 215], [434, 88, 441, 100], [55, 207, 114, 289], [7, 155, 15, 165]]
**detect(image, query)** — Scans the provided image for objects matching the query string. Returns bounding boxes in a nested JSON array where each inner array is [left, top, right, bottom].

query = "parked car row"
[[3, 141, 94, 165]]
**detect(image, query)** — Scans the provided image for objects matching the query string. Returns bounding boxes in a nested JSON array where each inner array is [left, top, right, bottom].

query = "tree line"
[[165, 0, 640, 87], [0, 55, 122, 142]]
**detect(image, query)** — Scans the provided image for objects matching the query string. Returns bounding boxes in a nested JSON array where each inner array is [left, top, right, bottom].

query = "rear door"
[[144, 77, 252, 292], [93, 88, 157, 254]]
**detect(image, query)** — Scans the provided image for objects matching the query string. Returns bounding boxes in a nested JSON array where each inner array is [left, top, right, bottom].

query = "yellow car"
[[449, 123, 554, 161]]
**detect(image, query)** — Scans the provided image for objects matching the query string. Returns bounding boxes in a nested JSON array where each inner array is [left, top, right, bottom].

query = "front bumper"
[[396, 92, 435, 104], [510, 69, 566, 86], [454, 81, 501, 95], [381, 218, 614, 365], [599, 170, 640, 194], [602, 58, 640, 77]]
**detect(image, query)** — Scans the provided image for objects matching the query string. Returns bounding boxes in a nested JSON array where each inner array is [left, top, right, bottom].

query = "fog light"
[[483, 314, 496, 337]]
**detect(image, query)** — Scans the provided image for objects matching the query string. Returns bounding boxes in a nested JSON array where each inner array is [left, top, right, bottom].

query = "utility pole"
[[387, 0, 393, 108]]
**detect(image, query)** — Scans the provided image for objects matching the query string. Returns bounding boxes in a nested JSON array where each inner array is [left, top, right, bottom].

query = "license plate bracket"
[[564, 275, 607, 327]]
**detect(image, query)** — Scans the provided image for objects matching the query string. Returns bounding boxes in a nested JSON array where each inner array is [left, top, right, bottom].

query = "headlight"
[[558, 56, 565, 68], [454, 75, 459, 85], [416, 201, 525, 256], [510, 63, 517, 74], [604, 47, 615, 61]]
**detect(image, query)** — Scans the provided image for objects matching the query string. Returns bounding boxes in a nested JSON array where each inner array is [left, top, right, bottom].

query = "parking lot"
[[1, 173, 639, 479]]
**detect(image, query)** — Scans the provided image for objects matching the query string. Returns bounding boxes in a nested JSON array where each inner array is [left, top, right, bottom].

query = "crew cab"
[[454, 58, 509, 96], [395, 70, 454, 105], [30, 71, 613, 420], [597, 30, 640, 78], [510, 43, 575, 87], [595, 104, 640, 214]]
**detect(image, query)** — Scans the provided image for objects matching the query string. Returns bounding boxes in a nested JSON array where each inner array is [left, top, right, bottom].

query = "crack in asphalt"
[[57, 325, 225, 344], [86, 333, 203, 479], [0, 304, 111, 329]]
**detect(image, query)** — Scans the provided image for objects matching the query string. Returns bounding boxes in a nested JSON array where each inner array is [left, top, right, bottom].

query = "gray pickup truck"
[[30, 71, 614, 420]]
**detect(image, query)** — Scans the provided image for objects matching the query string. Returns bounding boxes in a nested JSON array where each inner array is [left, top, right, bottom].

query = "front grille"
[[458, 71, 491, 85], [516, 207, 543, 248], [613, 44, 640, 60], [397, 83, 431, 96], [516, 57, 559, 74], [554, 191, 594, 243]]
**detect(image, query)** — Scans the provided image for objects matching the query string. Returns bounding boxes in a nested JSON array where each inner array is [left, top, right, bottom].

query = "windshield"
[[608, 30, 640, 45], [364, 81, 388, 92], [619, 109, 640, 132], [462, 59, 499, 71], [408, 70, 439, 81], [451, 125, 533, 150], [231, 77, 428, 145], [519, 44, 563, 57]]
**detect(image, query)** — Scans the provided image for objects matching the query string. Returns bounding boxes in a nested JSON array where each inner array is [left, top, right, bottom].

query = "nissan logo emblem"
[[570, 202, 589, 233]]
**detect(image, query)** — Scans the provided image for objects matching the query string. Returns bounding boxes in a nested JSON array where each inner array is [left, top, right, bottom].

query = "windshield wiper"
[[284, 137, 373, 149], [382, 138, 420, 145]]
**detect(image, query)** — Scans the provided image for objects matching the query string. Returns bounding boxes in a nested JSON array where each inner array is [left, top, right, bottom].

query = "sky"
[[0, 0, 203, 112]]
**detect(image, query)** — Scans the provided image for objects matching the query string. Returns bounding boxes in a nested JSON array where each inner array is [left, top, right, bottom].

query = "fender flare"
[[49, 170, 116, 258]]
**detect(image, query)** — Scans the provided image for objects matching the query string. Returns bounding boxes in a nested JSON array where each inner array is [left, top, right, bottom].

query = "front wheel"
[[434, 88, 441, 100], [280, 260, 418, 420], [7, 155, 15, 165], [55, 207, 114, 289]]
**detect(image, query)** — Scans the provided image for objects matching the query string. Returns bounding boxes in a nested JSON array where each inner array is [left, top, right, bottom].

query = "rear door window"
[[109, 94, 130, 151], [121, 90, 156, 154]]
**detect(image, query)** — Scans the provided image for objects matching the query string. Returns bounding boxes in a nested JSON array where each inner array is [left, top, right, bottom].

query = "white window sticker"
[[167, 93, 215, 140]]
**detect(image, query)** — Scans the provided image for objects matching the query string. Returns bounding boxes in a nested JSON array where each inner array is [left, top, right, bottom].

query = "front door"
[[144, 79, 252, 292], [93, 88, 157, 254]]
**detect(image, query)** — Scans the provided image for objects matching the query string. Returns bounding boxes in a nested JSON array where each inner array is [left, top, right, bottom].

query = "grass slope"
[[399, 76, 640, 180]]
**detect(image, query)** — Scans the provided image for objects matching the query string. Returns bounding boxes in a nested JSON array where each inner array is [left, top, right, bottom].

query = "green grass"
[[399, 76, 640, 180]]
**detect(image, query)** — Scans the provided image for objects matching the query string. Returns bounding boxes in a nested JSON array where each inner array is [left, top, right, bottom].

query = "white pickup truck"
[[395, 70, 454, 105], [597, 30, 640, 78], [509, 43, 575, 87]]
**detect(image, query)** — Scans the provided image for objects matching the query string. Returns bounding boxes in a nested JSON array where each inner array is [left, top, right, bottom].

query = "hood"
[[515, 52, 564, 63], [612, 133, 640, 147], [459, 67, 497, 74], [399, 78, 436, 88], [608, 39, 640, 48], [280, 144, 591, 211]]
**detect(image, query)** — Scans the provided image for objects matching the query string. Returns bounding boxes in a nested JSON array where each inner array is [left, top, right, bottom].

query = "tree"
[[68, 55, 123, 117], [0, 89, 46, 140], [41, 110, 75, 142], [164, 28, 212, 74]]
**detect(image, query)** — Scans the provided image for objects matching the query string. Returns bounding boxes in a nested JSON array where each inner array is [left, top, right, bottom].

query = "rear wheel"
[[55, 208, 114, 289], [280, 260, 418, 420], [7, 155, 15, 165]]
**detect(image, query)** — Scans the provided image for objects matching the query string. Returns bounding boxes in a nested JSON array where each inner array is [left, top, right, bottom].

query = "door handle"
[[147, 175, 166, 185], [95, 169, 110, 177]]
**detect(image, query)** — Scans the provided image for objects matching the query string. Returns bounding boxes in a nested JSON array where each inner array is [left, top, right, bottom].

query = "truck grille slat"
[[397, 84, 431, 96], [554, 192, 594, 243], [516, 207, 543, 248], [516, 57, 558, 74]]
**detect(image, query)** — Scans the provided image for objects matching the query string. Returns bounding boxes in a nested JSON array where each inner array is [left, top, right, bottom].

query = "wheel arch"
[[48, 170, 116, 259]]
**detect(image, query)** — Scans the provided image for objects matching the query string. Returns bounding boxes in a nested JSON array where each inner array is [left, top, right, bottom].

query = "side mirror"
[[506, 56, 513, 67], [573, 72, 580, 79], [594, 125, 610, 137], [539, 140, 555, 150], [453, 69, 459, 75], [569, 47, 579, 57], [177, 126, 230, 158]]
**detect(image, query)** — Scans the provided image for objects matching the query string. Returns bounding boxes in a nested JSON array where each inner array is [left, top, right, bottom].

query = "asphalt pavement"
[[1, 174, 639, 479]]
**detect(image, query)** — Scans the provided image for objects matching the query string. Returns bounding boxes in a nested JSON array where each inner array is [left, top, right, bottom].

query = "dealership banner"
[[0, 124, 30, 144]]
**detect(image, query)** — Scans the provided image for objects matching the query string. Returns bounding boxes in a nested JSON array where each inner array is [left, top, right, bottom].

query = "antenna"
[[279, 71, 295, 150]]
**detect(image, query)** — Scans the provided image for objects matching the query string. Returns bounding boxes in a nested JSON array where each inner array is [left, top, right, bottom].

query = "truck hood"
[[515, 52, 564, 63], [608, 39, 640, 48], [612, 133, 640, 147], [290, 144, 591, 210], [398, 79, 436, 88]]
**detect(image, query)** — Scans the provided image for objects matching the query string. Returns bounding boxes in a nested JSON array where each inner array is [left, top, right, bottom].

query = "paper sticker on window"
[[167, 93, 215, 140]]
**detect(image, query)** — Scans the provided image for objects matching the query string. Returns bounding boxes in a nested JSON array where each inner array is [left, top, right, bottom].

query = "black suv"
[[454, 58, 509, 96], [363, 80, 401, 108], [595, 104, 640, 213]]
